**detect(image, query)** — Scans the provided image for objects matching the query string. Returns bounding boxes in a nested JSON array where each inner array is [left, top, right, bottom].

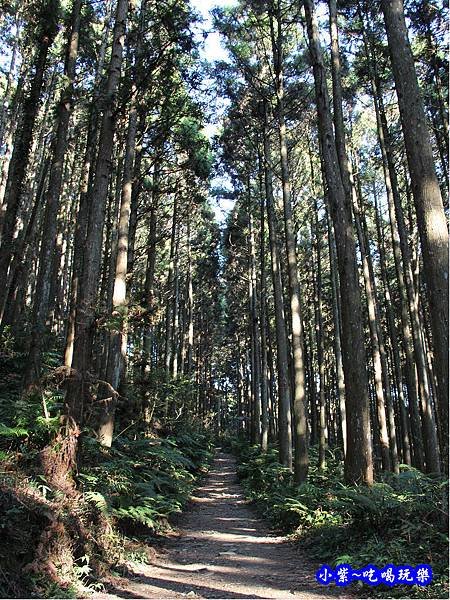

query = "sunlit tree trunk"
[[303, 0, 373, 485], [372, 70, 440, 473], [64, 2, 114, 368], [361, 39, 424, 468], [381, 0, 448, 469], [65, 0, 129, 435], [263, 102, 292, 469], [270, 3, 308, 483], [97, 77, 138, 447]]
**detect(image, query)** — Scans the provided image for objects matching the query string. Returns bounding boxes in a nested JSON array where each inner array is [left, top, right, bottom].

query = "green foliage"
[[0, 388, 63, 453], [174, 116, 213, 180], [0, 425, 213, 597], [0, 345, 65, 457], [79, 428, 213, 534], [22, 0, 60, 45], [0, 423, 29, 438], [28, 577, 77, 599], [233, 440, 448, 599]]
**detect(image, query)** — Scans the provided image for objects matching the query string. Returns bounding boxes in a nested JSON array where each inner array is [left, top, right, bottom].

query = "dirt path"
[[93, 453, 345, 599]]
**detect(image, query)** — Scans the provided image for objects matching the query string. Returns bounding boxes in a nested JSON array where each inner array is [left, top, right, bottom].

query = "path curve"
[[94, 452, 345, 599]]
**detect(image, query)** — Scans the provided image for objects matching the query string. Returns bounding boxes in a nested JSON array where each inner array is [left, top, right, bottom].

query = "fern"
[[84, 491, 109, 513], [234, 438, 448, 599], [0, 423, 29, 438], [79, 428, 212, 533]]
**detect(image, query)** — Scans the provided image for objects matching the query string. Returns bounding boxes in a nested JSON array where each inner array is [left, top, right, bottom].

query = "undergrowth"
[[231, 438, 449, 599], [79, 430, 213, 534], [0, 347, 214, 599], [0, 425, 213, 598]]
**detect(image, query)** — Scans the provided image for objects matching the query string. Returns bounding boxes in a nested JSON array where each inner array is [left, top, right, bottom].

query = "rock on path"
[[92, 452, 346, 599]]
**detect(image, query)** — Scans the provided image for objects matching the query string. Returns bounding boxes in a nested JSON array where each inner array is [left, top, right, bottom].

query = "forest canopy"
[[0, 0, 448, 597]]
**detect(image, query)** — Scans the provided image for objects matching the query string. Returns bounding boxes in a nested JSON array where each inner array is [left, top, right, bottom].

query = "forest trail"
[[93, 453, 344, 599]]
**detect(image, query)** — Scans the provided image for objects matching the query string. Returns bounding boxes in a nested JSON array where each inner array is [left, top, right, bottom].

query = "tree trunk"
[[186, 218, 194, 375], [171, 230, 180, 379], [1, 156, 50, 331], [372, 69, 440, 473], [374, 194, 412, 466], [328, 0, 351, 198], [64, 3, 114, 368], [361, 36, 425, 469], [64, 0, 129, 432], [270, 4, 308, 483], [143, 179, 159, 375], [248, 198, 261, 445], [303, 0, 373, 485], [312, 203, 327, 471], [0, 57, 27, 219], [164, 193, 178, 380], [381, 0, 448, 468], [0, 2, 59, 317], [325, 204, 346, 457], [263, 102, 292, 469], [351, 165, 391, 472], [24, 0, 82, 391], [258, 151, 269, 451], [97, 102, 137, 446], [0, 12, 20, 147]]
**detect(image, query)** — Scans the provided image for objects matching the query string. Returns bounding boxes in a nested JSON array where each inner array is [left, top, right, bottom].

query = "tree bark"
[[263, 101, 292, 469], [248, 197, 261, 445], [381, 0, 448, 468], [24, 0, 82, 391], [374, 194, 412, 466], [258, 150, 269, 451], [312, 203, 327, 471], [372, 69, 440, 473], [303, 0, 373, 485], [270, 3, 308, 483], [325, 204, 346, 457], [64, 1, 114, 368], [351, 164, 391, 472], [362, 38, 425, 469], [0, 11, 20, 148], [0, 1, 59, 317], [143, 175, 159, 375], [64, 0, 129, 430]]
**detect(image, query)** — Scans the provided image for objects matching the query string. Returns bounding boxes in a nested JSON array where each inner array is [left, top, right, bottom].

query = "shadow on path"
[[92, 452, 346, 599]]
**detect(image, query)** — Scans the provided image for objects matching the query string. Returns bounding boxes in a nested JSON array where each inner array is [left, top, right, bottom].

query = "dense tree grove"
[[216, 0, 448, 484], [1, 0, 222, 454], [0, 0, 447, 596]]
